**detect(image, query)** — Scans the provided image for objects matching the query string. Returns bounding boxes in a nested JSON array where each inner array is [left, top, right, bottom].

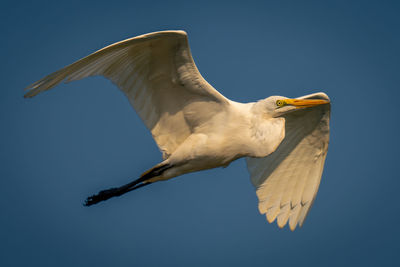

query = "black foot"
[[84, 182, 153, 207], [84, 187, 122, 206]]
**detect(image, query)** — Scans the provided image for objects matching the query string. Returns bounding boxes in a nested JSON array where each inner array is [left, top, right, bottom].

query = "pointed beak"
[[285, 98, 330, 108]]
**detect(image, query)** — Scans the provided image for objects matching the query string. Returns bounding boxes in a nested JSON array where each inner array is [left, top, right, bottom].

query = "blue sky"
[[1, 0, 400, 266]]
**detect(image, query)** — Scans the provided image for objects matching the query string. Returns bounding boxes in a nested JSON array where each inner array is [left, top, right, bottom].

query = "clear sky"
[[1, 0, 400, 266]]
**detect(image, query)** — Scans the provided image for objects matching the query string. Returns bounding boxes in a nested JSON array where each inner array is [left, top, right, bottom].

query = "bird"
[[25, 30, 330, 231]]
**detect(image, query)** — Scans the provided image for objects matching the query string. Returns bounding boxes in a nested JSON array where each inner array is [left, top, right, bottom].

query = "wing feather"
[[25, 30, 229, 159], [246, 92, 330, 230]]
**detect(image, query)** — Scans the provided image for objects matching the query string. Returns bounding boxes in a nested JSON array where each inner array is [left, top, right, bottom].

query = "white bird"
[[25, 30, 330, 231]]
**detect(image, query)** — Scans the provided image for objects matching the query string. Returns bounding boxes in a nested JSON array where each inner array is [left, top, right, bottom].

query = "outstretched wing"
[[246, 93, 330, 231], [25, 30, 229, 159]]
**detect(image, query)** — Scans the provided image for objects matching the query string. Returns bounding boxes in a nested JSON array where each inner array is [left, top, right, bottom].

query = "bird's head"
[[256, 94, 330, 118]]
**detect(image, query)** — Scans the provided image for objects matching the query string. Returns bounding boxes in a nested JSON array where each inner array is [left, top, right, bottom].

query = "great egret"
[[25, 30, 330, 230]]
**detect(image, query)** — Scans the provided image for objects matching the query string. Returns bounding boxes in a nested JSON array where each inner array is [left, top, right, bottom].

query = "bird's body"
[[25, 30, 330, 230], [147, 100, 284, 182]]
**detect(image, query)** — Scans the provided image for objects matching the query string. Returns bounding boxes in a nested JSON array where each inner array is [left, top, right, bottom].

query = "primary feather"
[[247, 93, 330, 230], [25, 30, 229, 159]]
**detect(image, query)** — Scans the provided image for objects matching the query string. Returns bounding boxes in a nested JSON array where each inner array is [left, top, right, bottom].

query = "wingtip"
[[301, 92, 330, 102], [266, 208, 278, 223], [164, 29, 187, 35], [176, 30, 188, 35]]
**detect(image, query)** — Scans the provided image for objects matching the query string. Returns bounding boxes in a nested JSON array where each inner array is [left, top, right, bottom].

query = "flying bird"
[[25, 30, 330, 230]]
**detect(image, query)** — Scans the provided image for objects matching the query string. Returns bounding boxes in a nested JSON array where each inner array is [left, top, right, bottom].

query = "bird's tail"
[[84, 162, 173, 206]]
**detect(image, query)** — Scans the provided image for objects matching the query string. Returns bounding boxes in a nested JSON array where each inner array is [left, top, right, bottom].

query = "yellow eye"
[[276, 100, 286, 107]]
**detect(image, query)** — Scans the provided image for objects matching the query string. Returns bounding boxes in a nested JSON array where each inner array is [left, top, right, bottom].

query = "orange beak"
[[285, 98, 330, 108]]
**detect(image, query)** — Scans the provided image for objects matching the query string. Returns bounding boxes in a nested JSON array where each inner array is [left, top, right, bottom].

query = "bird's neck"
[[249, 112, 286, 158]]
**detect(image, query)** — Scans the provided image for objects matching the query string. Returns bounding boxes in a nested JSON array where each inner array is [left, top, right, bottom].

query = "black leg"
[[84, 181, 152, 206], [84, 163, 173, 206]]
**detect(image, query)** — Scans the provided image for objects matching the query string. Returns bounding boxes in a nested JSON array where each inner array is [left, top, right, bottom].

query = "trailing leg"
[[84, 162, 173, 206]]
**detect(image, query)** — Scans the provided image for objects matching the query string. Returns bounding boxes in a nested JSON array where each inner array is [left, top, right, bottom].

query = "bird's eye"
[[276, 100, 286, 107]]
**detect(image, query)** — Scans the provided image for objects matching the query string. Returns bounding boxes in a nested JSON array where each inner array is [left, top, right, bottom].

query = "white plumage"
[[25, 30, 330, 231]]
